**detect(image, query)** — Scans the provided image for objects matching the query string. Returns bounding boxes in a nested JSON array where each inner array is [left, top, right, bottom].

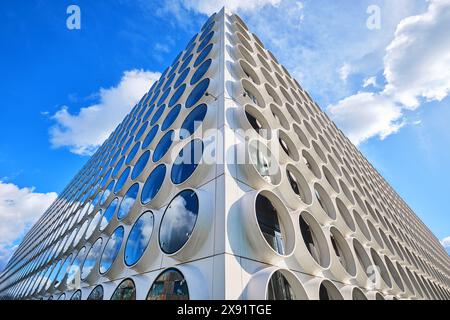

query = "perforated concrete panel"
[[1, 8, 449, 301]]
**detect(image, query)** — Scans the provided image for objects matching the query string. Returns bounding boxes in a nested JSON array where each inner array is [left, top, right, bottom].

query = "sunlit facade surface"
[[0, 8, 449, 300]]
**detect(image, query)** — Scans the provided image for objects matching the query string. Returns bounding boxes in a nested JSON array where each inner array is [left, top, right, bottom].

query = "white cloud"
[[363, 76, 378, 88], [180, 0, 281, 15], [328, 0, 450, 145], [441, 236, 450, 253], [49, 69, 160, 156], [383, 0, 450, 109], [339, 63, 352, 82], [328, 92, 404, 145], [0, 181, 57, 271]]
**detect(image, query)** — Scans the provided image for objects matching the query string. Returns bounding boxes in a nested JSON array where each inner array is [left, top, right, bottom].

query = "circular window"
[[302, 150, 321, 179], [286, 165, 312, 205], [99, 198, 118, 231], [100, 181, 115, 206], [314, 183, 336, 220], [278, 131, 299, 161], [112, 157, 125, 178], [255, 193, 290, 255], [153, 130, 174, 162], [158, 88, 171, 106], [135, 121, 149, 142], [142, 125, 159, 149], [70, 290, 82, 300], [168, 84, 186, 108], [319, 281, 343, 300], [299, 212, 330, 268], [329, 227, 356, 276], [81, 238, 103, 280], [110, 279, 136, 300], [114, 167, 130, 194], [194, 44, 213, 67], [335, 198, 356, 232], [147, 268, 189, 300], [191, 59, 212, 85], [159, 190, 199, 254], [180, 104, 207, 139], [354, 211, 371, 241], [126, 142, 141, 165], [352, 288, 367, 300], [73, 220, 89, 247], [151, 105, 166, 126], [141, 164, 166, 205], [117, 183, 139, 220], [171, 139, 204, 185], [370, 249, 392, 288], [54, 254, 73, 288], [162, 104, 181, 131], [87, 285, 104, 300], [244, 104, 271, 139], [197, 31, 214, 53], [131, 151, 150, 180], [248, 140, 281, 185], [85, 211, 102, 240], [175, 68, 190, 88], [266, 271, 296, 300], [66, 247, 86, 287], [322, 166, 339, 193], [100, 226, 124, 274], [186, 79, 209, 108], [352, 239, 374, 281], [124, 211, 154, 266]]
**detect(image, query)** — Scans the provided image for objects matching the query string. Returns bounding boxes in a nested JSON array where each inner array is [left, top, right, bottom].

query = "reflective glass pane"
[[81, 238, 103, 280], [141, 164, 166, 205], [99, 198, 118, 231], [124, 211, 154, 266], [153, 131, 174, 162], [131, 151, 150, 180], [117, 183, 139, 220], [185, 79, 209, 108], [191, 59, 211, 85], [100, 226, 124, 274], [111, 279, 136, 300], [87, 285, 104, 300], [180, 104, 207, 139], [146, 269, 189, 300], [162, 104, 181, 131], [159, 190, 199, 254], [171, 139, 204, 184]]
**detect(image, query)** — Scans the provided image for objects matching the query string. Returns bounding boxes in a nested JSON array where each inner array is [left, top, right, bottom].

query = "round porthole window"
[[153, 130, 174, 162], [99, 226, 124, 274], [111, 279, 136, 300], [255, 193, 289, 255], [117, 183, 139, 220], [81, 238, 103, 280], [247, 140, 281, 186], [286, 165, 312, 205], [99, 198, 118, 231], [171, 139, 204, 185], [87, 285, 104, 300], [186, 78, 209, 108], [124, 211, 154, 266], [141, 164, 166, 205], [146, 268, 189, 300], [267, 271, 296, 300], [161, 104, 181, 131], [191, 59, 212, 85], [180, 104, 207, 139], [131, 151, 150, 180], [159, 190, 199, 255]]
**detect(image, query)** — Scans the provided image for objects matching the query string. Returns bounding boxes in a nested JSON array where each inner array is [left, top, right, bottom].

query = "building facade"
[[0, 8, 449, 300]]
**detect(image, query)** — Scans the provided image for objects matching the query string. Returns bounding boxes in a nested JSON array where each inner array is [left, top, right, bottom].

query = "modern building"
[[0, 8, 449, 300]]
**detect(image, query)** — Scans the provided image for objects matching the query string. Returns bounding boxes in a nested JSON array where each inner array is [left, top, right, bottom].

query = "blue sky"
[[0, 0, 449, 270]]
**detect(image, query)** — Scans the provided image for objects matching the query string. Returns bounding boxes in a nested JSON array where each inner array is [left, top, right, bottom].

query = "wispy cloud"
[[0, 181, 57, 271], [49, 69, 160, 156]]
